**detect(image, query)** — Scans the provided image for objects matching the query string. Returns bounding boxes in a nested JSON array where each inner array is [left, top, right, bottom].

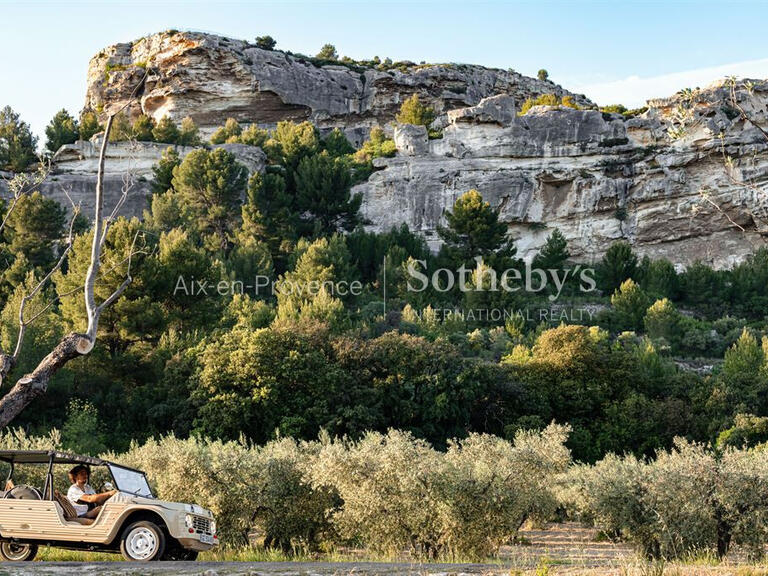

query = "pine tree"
[[171, 148, 247, 252], [0, 106, 38, 172], [178, 116, 202, 146], [78, 111, 103, 141], [151, 147, 181, 195], [533, 229, 570, 270], [255, 35, 276, 50], [598, 241, 638, 294], [396, 94, 435, 127], [438, 189, 513, 266], [610, 279, 650, 332], [316, 43, 338, 60], [108, 112, 132, 142], [4, 191, 66, 269], [210, 118, 242, 144], [44, 109, 79, 154], [323, 128, 354, 157], [152, 115, 180, 144], [131, 114, 156, 141], [294, 151, 360, 236]]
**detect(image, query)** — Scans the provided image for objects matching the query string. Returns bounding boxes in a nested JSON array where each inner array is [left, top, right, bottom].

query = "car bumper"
[[177, 536, 218, 551]]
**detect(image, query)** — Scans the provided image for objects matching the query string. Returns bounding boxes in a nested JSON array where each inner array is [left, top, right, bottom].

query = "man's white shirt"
[[67, 483, 96, 517]]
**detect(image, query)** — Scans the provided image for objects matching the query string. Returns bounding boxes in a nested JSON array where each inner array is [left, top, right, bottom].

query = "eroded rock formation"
[[9, 32, 767, 269], [84, 31, 592, 144], [356, 82, 768, 268]]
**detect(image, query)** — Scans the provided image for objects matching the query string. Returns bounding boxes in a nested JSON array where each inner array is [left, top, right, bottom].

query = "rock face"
[[85, 31, 592, 144], [8, 32, 766, 270], [0, 140, 266, 220], [355, 80, 768, 268]]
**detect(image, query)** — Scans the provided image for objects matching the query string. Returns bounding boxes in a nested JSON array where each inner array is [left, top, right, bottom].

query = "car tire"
[[119, 520, 165, 561], [0, 542, 38, 561]]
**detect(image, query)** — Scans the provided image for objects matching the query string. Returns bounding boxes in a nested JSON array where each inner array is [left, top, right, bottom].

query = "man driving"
[[67, 464, 117, 519]]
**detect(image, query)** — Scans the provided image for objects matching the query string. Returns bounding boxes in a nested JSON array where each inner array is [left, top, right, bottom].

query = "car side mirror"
[[103, 482, 114, 491]]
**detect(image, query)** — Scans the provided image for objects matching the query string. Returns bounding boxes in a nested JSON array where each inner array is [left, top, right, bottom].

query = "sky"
[[3, 0, 768, 141]]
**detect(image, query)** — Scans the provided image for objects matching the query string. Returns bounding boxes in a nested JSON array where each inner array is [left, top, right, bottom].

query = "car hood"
[[115, 493, 214, 519]]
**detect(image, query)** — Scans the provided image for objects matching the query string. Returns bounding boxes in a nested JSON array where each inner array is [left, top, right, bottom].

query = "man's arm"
[[77, 490, 117, 505]]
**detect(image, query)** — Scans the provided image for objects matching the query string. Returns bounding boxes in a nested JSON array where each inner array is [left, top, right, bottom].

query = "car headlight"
[[184, 514, 194, 529], [210, 520, 216, 535]]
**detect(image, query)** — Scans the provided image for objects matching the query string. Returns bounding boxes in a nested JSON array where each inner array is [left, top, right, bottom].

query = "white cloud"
[[572, 58, 768, 108]]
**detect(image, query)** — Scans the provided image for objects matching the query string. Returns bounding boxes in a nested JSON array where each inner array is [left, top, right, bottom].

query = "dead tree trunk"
[[0, 114, 133, 428]]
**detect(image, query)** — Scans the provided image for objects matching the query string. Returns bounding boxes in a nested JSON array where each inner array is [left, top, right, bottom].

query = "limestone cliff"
[[15, 32, 768, 269], [84, 31, 592, 144], [356, 83, 768, 268]]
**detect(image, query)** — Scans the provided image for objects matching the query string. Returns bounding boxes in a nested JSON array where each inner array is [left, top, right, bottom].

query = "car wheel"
[[0, 542, 38, 561], [119, 521, 165, 561]]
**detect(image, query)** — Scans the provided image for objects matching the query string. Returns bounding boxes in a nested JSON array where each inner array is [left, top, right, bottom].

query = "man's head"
[[68, 464, 90, 485]]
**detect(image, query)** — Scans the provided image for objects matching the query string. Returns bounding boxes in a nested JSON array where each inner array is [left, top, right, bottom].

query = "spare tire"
[[5, 485, 42, 499]]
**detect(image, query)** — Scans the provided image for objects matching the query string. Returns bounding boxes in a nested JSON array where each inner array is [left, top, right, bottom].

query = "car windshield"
[[108, 464, 154, 498]]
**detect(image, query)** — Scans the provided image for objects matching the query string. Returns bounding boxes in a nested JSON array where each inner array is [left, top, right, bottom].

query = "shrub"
[[178, 116, 202, 146], [131, 114, 156, 141], [45, 109, 79, 154], [255, 35, 276, 50], [79, 110, 103, 141], [354, 127, 396, 163], [152, 115, 179, 144], [210, 118, 242, 144], [396, 94, 435, 127], [316, 44, 338, 60], [537, 69, 549, 81]]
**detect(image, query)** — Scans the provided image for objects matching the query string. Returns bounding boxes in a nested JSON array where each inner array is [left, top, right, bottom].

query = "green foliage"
[[638, 256, 679, 300], [644, 298, 682, 346], [238, 124, 269, 147], [171, 147, 248, 252], [152, 115, 179, 144], [44, 109, 79, 154], [78, 110, 103, 141], [61, 399, 107, 455], [598, 241, 638, 294], [150, 146, 180, 195], [537, 69, 549, 81], [519, 94, 564, 115], [322, 128, 354, 157], [108, 112, 132, 142], [532, 229, 570, 270], [131, 114, 155, 141], [310, 424, 570, 558], [0, 106, 37, 171], [294, 151, 361, 236], [396, 94, 435, 127], [210, 117, 242, 144], [717, 413, 768, 449], [354, 127, 396, 163], [564, 439, 768, 559], [610, 279, 650, 332], [4, 191, 66, 269], [255, 35, 277, 50], [178, 116, 202, 146], [438, 189, 515, 268], [316, 43, 338, 60]]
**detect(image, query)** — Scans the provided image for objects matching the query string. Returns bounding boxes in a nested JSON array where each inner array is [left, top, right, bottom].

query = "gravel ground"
[[0, 560, 507, 576]]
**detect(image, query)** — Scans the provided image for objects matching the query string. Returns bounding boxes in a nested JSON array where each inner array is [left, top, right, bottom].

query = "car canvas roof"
[[0, 450, 106, 466]]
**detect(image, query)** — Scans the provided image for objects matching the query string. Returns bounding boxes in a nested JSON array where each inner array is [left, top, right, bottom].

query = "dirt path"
[[0, 560, 509, 576]]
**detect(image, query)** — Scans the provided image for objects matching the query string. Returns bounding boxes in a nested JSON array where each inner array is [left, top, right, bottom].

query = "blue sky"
[[3, 0, 768, 141]]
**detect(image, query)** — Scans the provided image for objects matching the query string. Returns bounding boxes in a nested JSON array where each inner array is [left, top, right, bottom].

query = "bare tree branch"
[[0, 68, 149, 426]]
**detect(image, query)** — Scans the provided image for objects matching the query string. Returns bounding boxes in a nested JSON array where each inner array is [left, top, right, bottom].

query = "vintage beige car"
[[0, 450, 218, 561]]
